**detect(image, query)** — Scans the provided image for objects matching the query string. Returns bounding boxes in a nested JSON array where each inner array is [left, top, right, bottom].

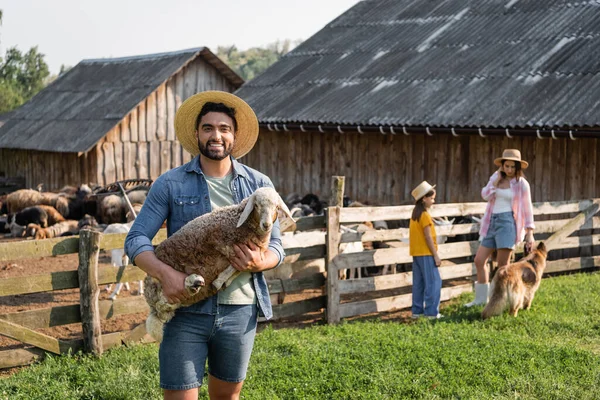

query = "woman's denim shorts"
[[480, 211, 516, 250], [158, 302, 258, 390]]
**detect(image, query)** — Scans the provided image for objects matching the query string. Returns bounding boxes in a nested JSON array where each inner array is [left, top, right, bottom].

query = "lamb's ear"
[[237, 196, 256, 228], [277, 196, 297, 233], [277, 195, 294, 221]]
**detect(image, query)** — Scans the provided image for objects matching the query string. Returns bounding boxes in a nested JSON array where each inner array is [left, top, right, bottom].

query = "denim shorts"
[[480, 211, 516, 250], [159, 302, 258, 390]]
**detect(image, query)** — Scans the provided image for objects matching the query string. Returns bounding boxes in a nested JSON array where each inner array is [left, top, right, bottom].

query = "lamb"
[[99, 195, 124, 224], [144, 187, 293, 342]]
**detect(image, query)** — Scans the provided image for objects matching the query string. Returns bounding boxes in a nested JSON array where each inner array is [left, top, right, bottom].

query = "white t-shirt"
[[493, 187, 513, 214]]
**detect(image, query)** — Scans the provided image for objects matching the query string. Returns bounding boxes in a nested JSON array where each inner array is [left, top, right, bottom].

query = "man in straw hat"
[[125, 91, 285, 399]]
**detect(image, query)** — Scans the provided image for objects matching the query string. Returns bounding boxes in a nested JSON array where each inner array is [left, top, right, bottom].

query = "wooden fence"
[[0, 191, 598, 368]]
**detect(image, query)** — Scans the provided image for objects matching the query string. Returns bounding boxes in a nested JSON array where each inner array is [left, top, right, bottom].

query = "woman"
[[465, 149, 535, 307]]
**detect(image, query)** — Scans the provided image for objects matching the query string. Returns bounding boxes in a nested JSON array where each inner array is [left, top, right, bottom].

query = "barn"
[[0, 47, 243, 191], [236, 0, 600, 205]]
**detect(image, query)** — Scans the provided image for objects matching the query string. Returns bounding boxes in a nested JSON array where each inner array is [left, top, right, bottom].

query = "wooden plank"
[[175, 70, 184, 109], [326, 207, 341, 324], [0, 347, 46, 370], [122, 322, 149, 346], [0, 270, 78, 296], [282, 245, 326, 264], [120, 115, 130, 142], [114, 142, 124, 182], [138, 102, 147, 142], [102, 142, 116, 185], [335, 240, 480, 268], [0, 296, 148, 331], [156, 84, 167, 141], [123, 142, 134, 179], [160, 141, 171, 175], [96, 143, 104, 186], [78, 230, 103, 355], [0, 236, 79, 262], [338, 199, 600, 223], [339, 283, 472, 319], [0, 318, 71, 355], [267, 273, 325, 294], [137, 142, 149, 179], [544, 256, 600, 274], [100, 229, 166, 250], [166, 78, 176, 141], [150, 141, 160, 180], [271, 296, 326, 321], [146, 91, 157, 141], [129, 109, 139, 142], [295, 215, 326, 232], [172, 140, 182, 168], [339, 263, 475, 295], [98, 264, 147, 285], [544, 200, 600, 250], [329, 176, 345, 207]]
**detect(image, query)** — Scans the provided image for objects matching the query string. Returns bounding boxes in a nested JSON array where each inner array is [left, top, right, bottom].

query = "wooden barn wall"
[[93, 58, 236, 186], [242, 129, 600, 205], [0, 148, 88, 191]]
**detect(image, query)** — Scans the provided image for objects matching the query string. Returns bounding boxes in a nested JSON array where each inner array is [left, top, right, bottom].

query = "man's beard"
[[198, 138, 234, 161]]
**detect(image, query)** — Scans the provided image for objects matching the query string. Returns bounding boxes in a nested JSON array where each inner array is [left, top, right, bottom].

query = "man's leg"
[[208, 375, 244, 400], [164, 388, 198, 400], [208, 304, 258, 400]]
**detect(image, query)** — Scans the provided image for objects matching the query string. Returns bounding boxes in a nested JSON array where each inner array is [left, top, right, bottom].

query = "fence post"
[[78, 229, 103, 355], [326, 206, 342, 324], [329, 176, 345, 208], [326, 176, 344, 324]]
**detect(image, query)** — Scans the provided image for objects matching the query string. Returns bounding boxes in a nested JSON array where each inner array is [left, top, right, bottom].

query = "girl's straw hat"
[[175, 91, 259, 159], [494, 149, 529, 169], [411, 181, 436, 201]]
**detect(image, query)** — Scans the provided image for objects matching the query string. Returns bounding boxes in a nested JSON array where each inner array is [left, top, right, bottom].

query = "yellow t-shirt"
[[409, 211, 438, 256]]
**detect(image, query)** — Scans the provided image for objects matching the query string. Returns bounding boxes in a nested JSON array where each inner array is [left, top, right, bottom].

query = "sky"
[[0, 0, 361, 74]]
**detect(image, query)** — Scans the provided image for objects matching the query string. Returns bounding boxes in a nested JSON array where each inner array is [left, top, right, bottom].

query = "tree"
[[0, 9, 50, 114], [217, 39, 301, 82]]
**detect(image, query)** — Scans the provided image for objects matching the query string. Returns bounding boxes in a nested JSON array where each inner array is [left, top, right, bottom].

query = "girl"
[[409, 181, 443, 319], [465, 149, 535, 307]]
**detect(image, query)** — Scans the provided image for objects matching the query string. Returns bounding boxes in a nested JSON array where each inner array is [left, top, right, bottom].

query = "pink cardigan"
[[480, 171, 535, 245]]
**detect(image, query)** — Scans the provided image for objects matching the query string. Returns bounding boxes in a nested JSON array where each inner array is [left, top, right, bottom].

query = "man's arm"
[[124, 176, 188, 303]]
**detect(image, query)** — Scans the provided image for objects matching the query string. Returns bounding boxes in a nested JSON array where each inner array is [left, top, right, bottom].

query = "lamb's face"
[[237, 187, 294, 233]]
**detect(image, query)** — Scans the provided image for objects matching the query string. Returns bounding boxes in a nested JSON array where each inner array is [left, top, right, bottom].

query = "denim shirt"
[[124, 155, 285, 320]]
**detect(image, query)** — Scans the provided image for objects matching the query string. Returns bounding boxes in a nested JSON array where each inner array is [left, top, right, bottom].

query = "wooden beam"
[[267, 273, 325, 294], [0, 270, 78, 296], [338, 283, 472, 319], [272, 296, 326, 321], [0, 236, 79, 262], [544, 199, 600, 250], [0, 318, 73, 355]]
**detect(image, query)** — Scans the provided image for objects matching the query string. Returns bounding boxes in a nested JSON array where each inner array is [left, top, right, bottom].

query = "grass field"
[[1, 271, 599, 399]]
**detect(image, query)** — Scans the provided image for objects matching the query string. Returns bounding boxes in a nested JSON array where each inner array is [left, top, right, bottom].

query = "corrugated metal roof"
[[0, 47, 244, 153], [236, 0, 600, 129]]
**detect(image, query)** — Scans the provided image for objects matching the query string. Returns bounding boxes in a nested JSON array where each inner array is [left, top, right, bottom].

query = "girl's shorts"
[[480, 211, 516, 250]]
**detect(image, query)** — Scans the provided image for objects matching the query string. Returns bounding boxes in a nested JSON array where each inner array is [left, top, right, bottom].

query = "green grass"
[[1, 272, 599, 399]]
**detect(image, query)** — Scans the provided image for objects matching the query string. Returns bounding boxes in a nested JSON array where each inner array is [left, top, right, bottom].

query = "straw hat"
[[174, 91, 259, 159], [494, 149, 529, 169], [411, 181, 436, 201]]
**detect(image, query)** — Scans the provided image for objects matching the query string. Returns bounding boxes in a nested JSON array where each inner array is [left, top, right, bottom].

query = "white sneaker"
[[426, 313, 444, 319], [411, 314, 423, 319]]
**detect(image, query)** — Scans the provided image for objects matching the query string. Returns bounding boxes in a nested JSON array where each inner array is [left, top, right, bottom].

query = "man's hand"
[[229, 241, 266, 273], [159, 267, 189, 304]]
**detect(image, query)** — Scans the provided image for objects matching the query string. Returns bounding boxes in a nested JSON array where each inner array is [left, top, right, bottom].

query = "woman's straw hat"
[[411, 181, 436, 201], [494, 149, 529, 169], [174, 91, 259, 159]]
